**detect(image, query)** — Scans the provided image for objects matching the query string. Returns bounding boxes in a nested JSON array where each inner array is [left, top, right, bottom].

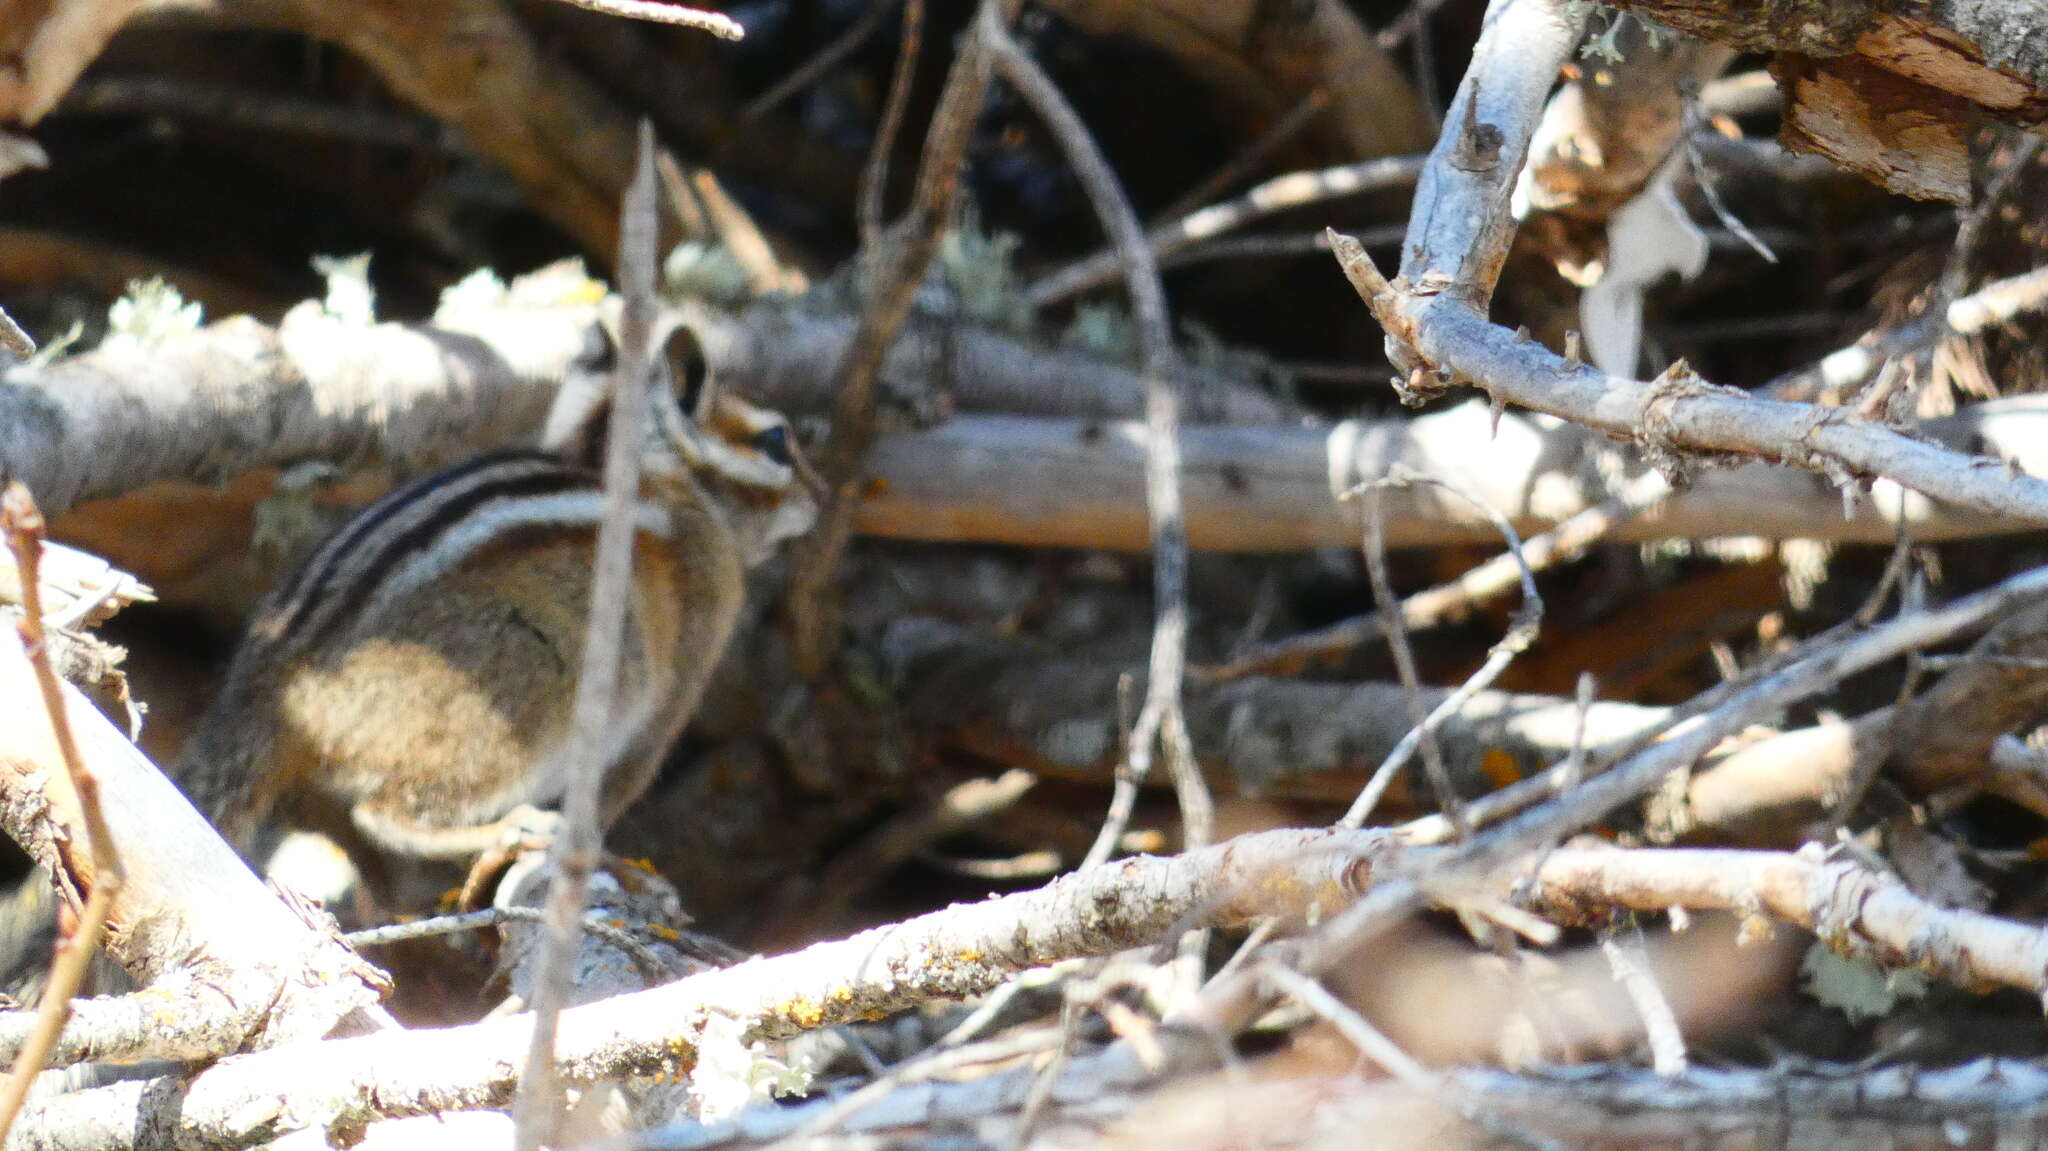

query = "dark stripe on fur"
[[260, 450, 590, 650]]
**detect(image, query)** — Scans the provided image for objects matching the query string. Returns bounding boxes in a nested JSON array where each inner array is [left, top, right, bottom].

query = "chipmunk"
[[172, 317, 814, 892]]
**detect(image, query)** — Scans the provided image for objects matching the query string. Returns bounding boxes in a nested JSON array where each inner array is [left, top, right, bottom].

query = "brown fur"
[[173, 389, 808, 895]]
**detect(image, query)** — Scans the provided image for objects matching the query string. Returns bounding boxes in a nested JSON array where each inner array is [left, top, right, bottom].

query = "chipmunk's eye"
[[752, 425, 794, 467]]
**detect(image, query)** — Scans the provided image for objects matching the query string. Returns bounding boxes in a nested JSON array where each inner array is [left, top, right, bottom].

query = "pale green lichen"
[[1060, 301, 1136, 367], [1799, 942, 1928, 1022], [664, 241, 755, 308], [311, 253, 376, 326], [434, 267, 509, 321], [937, 210, 1033, 337], [251, 461, 344, 569], [103, 278, 203, 352], [688, 1012, 812, 1121]]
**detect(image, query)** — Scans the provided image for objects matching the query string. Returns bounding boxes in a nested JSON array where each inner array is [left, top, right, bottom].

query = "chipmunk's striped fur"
[[174, 320, 814, 883]]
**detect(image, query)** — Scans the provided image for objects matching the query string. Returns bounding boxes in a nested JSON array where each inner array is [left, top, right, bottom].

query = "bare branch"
[[9, 826, 1392, 1150], [0, 484, 125, 1143], [1336, 236, 2048, 526], [857, 401, 2047, 552], [884, 617, 1672, 808], [1329, 0, 2048, 525], [0, 631, 386, 1067], [1529, 843, 2048, 998]]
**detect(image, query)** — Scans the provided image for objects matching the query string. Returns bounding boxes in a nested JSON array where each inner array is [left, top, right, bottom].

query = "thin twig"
[[741, 0, 903, 123], [1029, 153, 1425, 306], [1409, 1, 1442, 128], [758, 770, 1037, 941], [1262, 964, 1573, 1151], [1374, 0, 1460, 50], [1340, 467, 1544, 831], [1013, 997, 1081, 1144], [510, 123, 662, 1151], [1561, 672, 1595, 793], [766, 1027, 1061, 1150], [858, 0, 926, 250], [1346, 484, 1467, 837], [786, 0, 1015, 677], [1942, 133, 2045, 301], [1154, 88, 1331, 223], [1156, 226, 1405, 270], [1313, 563, 2048, 990], [1831, 515, 1920, 824], [344, 905, 702, 979], [656, 151, 804, 295], [935, 959, 1086, 1049], [1680, 84, 1776, 265], [980, 12, 1210, 860], [1598, 925, 1687, 1076], [0, 305, 33, 361], [0, 484, 126, 1145], [540, 0, 743, 39], [61, 77, 461, 152]]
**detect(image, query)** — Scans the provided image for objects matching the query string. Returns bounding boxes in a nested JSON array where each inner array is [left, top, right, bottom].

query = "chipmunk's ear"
[[657, 318, 715, 422], [539, 320, 617, 467]]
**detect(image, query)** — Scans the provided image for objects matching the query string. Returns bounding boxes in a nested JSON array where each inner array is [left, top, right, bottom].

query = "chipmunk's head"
[[543, 318, 816, 565]]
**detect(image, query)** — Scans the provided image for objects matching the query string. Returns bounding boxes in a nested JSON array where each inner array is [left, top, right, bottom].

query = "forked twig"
[[1340, 467, 1543, 831], [785, 0, 1017, 676], [1350, 482, 1467, 838], [858, 0, 926, 249], [0, 483, 127, 1144]]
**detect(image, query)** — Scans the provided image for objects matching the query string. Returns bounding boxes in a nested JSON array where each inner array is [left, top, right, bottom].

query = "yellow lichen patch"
[[954, 949, 982, 963], [782, 998, 827, 1027], [1480, 746, 1522, 791], [648, 923, 681, 942], [562, 279, 607, 305]]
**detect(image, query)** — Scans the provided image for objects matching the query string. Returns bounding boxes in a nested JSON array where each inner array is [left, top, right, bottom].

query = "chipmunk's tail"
[[165, 713, 270, 860], [0, 870, 131, 1010], [0, 872, 57, 1003]]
